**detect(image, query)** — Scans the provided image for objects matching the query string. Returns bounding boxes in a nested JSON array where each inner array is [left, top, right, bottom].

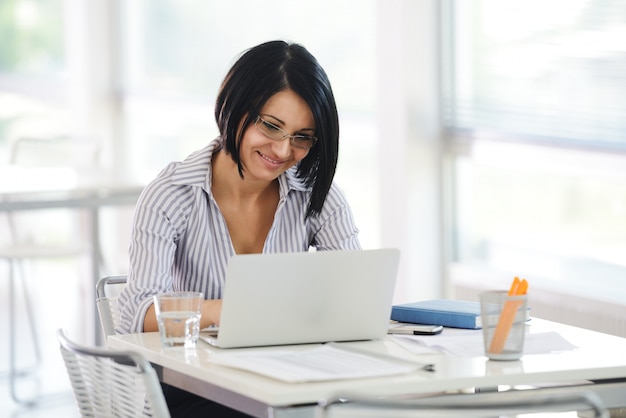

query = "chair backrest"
[[57, 328, 170, 418], [3, 135, 101, 248], [317, 390, 609, 418], [96, 275, 127, 338]]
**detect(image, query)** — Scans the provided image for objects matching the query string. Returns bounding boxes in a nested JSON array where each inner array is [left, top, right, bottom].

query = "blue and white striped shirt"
[[117, 138, 360, 333]]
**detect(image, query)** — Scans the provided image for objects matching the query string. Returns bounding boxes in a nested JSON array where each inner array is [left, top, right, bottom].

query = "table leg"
[[90, 207, 103, 345]]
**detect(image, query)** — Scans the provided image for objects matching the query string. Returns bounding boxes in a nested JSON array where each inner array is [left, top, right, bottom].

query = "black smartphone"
[[388, 323, 444, 336]]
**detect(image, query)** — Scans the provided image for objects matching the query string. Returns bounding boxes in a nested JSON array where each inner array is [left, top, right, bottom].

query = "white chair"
[[1, 136, 100, 404], [317, 390, 609, 418], [96, 275, 127, 339], [57, 328, 170, 418]]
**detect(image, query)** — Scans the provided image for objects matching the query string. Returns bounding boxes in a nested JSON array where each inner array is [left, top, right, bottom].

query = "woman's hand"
[[201, 299, 223, 328]]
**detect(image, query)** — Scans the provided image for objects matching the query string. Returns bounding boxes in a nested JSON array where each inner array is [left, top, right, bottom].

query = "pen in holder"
[[480, 278, 529, 361]]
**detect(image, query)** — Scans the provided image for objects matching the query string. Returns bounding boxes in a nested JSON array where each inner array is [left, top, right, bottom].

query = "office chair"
[[317, 390, 609, 418], [1, 136, 100, 404], [57, 328, 170, 418], [96, 275, 127, 339]]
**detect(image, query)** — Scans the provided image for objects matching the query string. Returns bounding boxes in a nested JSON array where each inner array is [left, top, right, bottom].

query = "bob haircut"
[[214, 40, 340, 218]]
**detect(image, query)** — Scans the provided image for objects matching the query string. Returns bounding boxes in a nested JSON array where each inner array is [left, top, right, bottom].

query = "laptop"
[[199, 248, 400, 349]]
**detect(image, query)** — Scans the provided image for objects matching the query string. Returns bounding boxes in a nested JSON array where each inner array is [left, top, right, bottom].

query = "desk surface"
[[0, 185, 144, 211], [0, 166, 144, 210], [109, 318, 626, 417]]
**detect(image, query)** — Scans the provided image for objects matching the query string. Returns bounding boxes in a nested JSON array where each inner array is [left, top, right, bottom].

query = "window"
[[0, 0, 68, 159], [443, 0, 626, 305], [0, 0, 64, 77]]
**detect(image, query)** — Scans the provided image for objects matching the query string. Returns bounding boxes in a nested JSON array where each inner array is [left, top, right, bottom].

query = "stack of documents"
[[207, 343, 427, 383]]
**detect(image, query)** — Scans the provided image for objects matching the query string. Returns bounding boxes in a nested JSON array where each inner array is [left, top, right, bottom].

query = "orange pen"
[[488, 277, 528, 354], [508, 277, 520, 296]]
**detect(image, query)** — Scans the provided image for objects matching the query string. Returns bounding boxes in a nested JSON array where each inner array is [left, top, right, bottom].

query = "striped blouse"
[[117, 138, 361, 333]]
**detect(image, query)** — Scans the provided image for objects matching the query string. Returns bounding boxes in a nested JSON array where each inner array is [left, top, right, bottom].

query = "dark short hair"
[[215, 40, 339, 218]]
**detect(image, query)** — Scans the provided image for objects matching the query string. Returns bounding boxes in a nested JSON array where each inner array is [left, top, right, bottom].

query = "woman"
[[117, 40, 360, 416]]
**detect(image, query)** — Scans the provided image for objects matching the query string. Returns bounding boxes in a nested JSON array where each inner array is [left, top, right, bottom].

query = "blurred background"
[[1, 0, 625, 414]]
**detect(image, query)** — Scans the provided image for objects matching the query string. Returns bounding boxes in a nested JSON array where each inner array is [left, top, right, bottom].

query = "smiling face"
[[239, 89, 315, 183]]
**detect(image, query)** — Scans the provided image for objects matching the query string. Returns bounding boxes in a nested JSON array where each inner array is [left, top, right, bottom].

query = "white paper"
[[391, 331, 577, 357], [207, 344, 421, 383]]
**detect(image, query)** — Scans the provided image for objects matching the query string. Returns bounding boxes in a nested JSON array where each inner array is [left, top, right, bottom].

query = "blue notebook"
[[390, 299, 530, 329]]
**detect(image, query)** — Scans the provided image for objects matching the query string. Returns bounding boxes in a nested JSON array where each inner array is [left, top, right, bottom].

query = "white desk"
[[0, 167, 144, 344], [108, 318, 626, 418]]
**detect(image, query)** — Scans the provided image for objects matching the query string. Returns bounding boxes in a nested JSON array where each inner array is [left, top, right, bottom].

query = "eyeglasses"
[[254, 116, 317, 150]]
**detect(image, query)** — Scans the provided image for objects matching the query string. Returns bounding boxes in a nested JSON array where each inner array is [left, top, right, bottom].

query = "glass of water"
[[153, 292, 204, 349]]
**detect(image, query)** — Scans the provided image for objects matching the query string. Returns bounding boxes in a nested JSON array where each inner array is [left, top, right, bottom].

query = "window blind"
[[442, 0, 626, 149]]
